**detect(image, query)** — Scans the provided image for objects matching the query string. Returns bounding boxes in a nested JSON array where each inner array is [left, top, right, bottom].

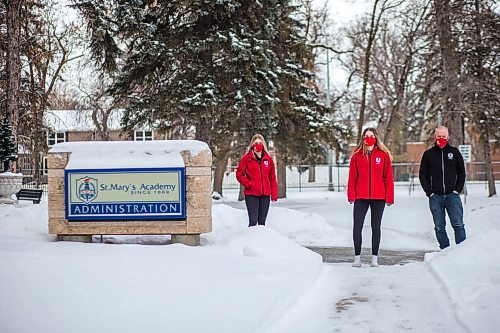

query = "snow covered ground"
[[1, 183, 499, 333]]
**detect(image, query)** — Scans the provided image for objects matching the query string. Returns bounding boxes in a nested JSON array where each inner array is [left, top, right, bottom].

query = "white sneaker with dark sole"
[[352, 256, 361, 268]]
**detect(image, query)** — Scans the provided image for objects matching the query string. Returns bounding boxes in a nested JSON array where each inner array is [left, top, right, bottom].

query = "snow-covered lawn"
[[1, 184, 499, 332]]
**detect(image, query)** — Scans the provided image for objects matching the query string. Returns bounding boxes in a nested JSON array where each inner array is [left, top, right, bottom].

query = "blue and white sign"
[[65, 168, 186, 221]]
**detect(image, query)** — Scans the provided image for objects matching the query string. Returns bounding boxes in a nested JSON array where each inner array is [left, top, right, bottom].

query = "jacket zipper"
[[369, 152, 372, 198], [259, 160, 264, 195], [441, 149, 446, 193]]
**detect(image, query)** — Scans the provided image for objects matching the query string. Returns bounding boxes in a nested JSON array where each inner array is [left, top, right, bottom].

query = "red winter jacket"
[[236, 150, 278, 201], [347, 147, 394, 204]]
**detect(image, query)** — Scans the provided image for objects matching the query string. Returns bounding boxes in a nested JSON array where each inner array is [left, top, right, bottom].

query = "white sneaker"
[[352, 256, 361, 268], [370, 255, 379, 267]]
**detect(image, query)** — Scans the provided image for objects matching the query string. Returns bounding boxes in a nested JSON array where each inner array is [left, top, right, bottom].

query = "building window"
[[47, 132, 66, 146], [134, 130, 153, 141]]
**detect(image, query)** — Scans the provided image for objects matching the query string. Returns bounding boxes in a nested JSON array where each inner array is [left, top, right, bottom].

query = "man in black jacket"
[[419, 126, 466, 249]]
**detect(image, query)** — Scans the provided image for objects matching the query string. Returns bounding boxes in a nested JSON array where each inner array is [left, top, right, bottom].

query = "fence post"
[[328, 149, 334, 191], [299, 167, 302, 192], [337, 164, 341, 192], [409, 162, 415, 195]]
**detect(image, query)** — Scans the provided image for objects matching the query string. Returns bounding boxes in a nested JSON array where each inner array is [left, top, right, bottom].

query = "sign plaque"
[[65, 168, 186, 221]]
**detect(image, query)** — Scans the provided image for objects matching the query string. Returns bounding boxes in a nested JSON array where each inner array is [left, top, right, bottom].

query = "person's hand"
[[386, 203, 393, 206], [349, 201, 354, 204], [271, 198, 277, 202], [453, 190, 459, 195]]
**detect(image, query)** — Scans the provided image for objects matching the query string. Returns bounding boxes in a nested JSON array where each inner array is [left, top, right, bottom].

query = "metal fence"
[[17, 161, 499, 196], [216, 161, 500, 192]]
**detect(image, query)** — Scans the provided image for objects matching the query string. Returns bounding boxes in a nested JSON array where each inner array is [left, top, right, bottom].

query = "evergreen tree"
[[0, 116, 17, 171], [71, 0, 280, 147]]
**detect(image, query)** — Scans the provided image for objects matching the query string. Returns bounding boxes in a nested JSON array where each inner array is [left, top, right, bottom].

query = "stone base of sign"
[[47, 142, 212, 246], [57, 235, 93, 243], [171, 234, 200, 246]]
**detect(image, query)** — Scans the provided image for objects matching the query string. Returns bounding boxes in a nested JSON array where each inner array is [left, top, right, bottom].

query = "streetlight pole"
[[326, 49, 334, 191]]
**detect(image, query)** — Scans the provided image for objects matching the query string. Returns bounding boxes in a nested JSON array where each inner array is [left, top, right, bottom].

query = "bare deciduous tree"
[[3, 0, 22, 138]]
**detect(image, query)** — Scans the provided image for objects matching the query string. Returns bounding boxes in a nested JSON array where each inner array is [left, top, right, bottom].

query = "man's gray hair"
[[435, 126, 449, 135]]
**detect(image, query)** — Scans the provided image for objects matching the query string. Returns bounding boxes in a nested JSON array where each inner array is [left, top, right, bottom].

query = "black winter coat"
[[419, 144, 466, 197]]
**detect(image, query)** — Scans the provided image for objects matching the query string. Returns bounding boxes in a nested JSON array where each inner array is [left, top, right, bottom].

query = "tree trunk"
[[5, 0, 22, 138], [434, 0, 462, 142], [212, 140, 231, 197], [384, 3, 427, 144], [238, 184, 245, 201], [32, 113, 45, 185], [358, 0, 380, 142], [472, 0, 495, 197], [276, 150, 287, 199], [308, 164, 315, 182], [480, 125, 496, 197], [384, 55, 411, 144], [195, 117, 211, 147]]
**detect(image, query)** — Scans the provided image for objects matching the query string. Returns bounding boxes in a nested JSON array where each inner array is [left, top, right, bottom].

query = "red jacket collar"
[[355, 145, 380, 156]]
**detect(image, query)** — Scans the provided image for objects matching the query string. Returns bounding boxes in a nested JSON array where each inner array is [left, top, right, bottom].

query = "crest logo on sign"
[[76, 176, 98, 203], [375, 157, 381, 165], [448, 153, 454, 160]]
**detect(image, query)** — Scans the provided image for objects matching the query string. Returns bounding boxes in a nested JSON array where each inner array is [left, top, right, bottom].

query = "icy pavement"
[[307, 246, 433, 265]]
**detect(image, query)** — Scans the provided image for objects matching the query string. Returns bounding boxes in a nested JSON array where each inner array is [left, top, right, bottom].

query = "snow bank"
[[0, 201, 322, 333], [0, 202, 52, 242], [425, 198, 500, 333], [221, 226, 322, 262], [204, 204, 338, 247], [267, 207, 342, 246], [202, 204, 247, 245]]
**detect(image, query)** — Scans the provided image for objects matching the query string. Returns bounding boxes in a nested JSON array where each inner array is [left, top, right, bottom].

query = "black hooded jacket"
[[419, 143, 466, 197]]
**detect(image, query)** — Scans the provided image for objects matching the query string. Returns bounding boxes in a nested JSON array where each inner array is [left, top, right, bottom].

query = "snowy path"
[[270, 262, 466, 333]]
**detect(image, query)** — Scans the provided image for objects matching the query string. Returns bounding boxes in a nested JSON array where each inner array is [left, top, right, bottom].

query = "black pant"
[[245, 195, 271, 227], [353, 199, 385, 256]]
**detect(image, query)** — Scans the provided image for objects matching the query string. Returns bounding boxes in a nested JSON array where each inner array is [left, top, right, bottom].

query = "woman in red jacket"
[[236, 134, 278, 227], [347, 127, 394, 267]]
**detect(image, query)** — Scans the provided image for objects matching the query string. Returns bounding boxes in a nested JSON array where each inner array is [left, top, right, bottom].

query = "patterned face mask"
[[436, 138, 448, 148], [253, 143, 264, 152], [363, 137, 376, 147]]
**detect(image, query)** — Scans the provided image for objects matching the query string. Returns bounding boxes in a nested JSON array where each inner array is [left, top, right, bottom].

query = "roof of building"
[[44, 109, 126, 132]]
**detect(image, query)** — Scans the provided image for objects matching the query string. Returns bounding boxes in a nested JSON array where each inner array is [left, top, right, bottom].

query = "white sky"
[[314, 0, 371, 92], [324, 0, 370, 24]]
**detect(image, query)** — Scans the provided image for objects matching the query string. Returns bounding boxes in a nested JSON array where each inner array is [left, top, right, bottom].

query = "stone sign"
[[48, 140, 212, 246]]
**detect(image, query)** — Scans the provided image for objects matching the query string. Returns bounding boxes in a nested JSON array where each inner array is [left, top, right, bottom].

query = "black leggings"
[[353, 199, 385, 256], [245, 195, 271, 226]]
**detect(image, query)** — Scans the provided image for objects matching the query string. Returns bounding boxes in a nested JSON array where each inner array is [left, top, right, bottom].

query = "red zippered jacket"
[[347, 147, 394, 204], [236, 150, 278, 201]]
